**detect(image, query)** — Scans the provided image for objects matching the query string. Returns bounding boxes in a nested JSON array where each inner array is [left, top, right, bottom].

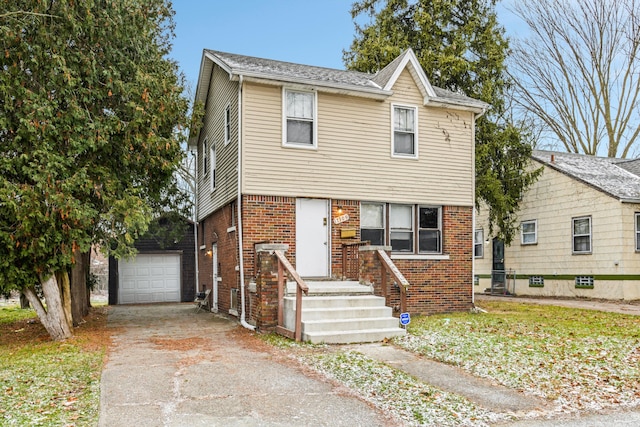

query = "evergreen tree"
[[345, 0, 541, 243], [0, 0, 190, 339]]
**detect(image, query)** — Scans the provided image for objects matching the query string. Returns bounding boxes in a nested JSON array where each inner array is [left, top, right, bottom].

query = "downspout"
[[237, 74, 255, 331], [471, 106, 487, 307], [192, 149, 200, 294]]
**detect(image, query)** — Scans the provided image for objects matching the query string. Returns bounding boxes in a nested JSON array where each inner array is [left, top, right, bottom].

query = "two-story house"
[[475, 150, 640, 301], [189, 48, 487, 330]]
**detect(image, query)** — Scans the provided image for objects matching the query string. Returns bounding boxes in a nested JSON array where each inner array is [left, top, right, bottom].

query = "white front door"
[[296, 198, 329, 277]]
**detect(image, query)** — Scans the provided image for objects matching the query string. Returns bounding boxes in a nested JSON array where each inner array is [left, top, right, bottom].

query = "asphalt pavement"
[[99, 296, 640, 426]]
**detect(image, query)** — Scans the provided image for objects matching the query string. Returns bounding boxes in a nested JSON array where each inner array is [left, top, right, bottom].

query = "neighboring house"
[[475, 150, 640, 301], [189, 48, 487, 327], [109, 215, 196, 304]]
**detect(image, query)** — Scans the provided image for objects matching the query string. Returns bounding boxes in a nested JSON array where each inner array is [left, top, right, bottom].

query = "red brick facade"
[[359, 206, 474, 315], [199, 196, 473, 324]]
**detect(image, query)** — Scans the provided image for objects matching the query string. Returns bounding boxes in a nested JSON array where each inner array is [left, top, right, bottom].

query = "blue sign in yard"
[[399, 312, 410, 326]]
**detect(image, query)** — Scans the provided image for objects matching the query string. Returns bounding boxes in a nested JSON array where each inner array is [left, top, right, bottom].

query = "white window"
[[474, 229, 484, 258], [392, 104, 418, 158], [572, 216, 591, 254], [360, 203, 385, 245], [418, 206, 441, 253], [202, 139, 209, 177], [224, 104, 231, 145], [390, 204, 414, 252], [210, 144, 216, 192], [284, 89, 316, 148], [521, 220, 537, 245], [636, 213, 640, 251]]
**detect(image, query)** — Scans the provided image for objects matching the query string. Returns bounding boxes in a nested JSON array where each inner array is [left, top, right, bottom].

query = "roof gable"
[[371, 49, 436, 98], [532, 150, 640, 203]]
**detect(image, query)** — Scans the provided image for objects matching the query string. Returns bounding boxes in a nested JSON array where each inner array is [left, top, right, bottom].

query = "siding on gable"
[[197, 64, 239, 221], [241, 69, 475, 206]]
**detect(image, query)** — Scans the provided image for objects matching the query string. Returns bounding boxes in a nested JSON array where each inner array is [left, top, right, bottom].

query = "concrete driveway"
[[99, 304, 398, 427]]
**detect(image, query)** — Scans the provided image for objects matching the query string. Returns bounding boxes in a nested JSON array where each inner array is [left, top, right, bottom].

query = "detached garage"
[[118, 253, 181, 303], [109, 216, 196, 304]]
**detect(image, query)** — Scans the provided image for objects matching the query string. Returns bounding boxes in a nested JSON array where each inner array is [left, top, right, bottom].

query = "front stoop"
[[283, 281, 406, 344]]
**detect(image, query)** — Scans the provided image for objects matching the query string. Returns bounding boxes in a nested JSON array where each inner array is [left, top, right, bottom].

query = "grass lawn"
[[269, 301, 640, 427], [0, 304, 110, 427]]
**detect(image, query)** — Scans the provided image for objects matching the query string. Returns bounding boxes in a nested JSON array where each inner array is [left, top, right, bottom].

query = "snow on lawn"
[[393, 302, 640, 414]]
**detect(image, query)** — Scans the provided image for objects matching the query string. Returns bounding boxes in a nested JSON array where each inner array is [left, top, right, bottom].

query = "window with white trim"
[[224, 104, 231, 145], [360, 203, 385, 245], [418, 206, 441, 253], [202, 139, 209, 177], [284, 89, 316, 147], [361, 203, 444, 254], [210, 143, 216, 192], [521, 220, 537, 245], [474, 229, 484, 258], [390, 204, 414, 252], [636, 213, 640, 251], [392, 105, 418, 158], [572, 216, 591, 254]]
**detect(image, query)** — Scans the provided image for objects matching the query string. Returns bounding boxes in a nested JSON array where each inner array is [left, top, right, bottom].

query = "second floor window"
[[202, 139, 209, 177], [392, 105, 417, 158], [224, 104, 231, 145], [210, 144, 216, 192], [284, 89, 315, 147], [572, 216, 591, 254]]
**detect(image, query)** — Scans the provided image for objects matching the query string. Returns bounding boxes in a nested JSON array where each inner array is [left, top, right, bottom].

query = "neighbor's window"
[[572, 216, 592, 254], [418, 206, 441, 253], [360, 203, 385, 245], [210, 144, 216, 192], [390, 204, 414, 252], [636, 213, 640, 251], [474, 229, 484, 258], [521, 220, 537, 245], [284, 89, 316, 147], [224, 104, 231, 145], [392, 105, 418, 158]]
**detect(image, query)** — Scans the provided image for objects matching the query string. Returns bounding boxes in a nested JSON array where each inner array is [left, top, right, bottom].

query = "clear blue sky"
[[170, 0, 522, 93]]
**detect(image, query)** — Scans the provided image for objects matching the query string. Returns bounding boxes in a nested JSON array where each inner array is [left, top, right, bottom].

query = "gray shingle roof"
[[532, 150, 640, 202], [203, 49, 486, 111], [206, 50, 379, 89]]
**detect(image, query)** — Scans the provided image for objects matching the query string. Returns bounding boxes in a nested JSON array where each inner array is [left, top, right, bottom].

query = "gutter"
[[236, 74, 255, 332]]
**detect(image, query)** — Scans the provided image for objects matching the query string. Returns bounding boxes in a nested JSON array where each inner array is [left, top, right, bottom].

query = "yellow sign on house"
[[341, 228, 356, 238]]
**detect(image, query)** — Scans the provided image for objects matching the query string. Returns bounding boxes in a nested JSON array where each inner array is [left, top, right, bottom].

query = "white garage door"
[[119, 253, 181, 304]]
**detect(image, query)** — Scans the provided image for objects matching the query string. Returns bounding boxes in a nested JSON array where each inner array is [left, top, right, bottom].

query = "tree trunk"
[[24, 274, 73, 341], [57, 271, 74, 331], [71, 249, 90, 325], [19, 293, 30, 309]]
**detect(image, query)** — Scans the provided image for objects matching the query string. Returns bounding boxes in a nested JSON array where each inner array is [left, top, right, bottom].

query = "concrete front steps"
[[283, 280, 406, 344]]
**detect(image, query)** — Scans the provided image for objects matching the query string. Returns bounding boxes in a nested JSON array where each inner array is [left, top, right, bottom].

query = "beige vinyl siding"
[[197, 64, 239, 221], [242, 69, 475, 206], [475, 161, 636, 278]]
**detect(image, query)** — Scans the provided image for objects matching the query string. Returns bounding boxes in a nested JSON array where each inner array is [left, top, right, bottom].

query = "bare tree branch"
[[508, 0, 640, 158]]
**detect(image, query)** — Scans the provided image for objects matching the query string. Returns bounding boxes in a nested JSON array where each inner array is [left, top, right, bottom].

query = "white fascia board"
[[382, 49, 436, 98]]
